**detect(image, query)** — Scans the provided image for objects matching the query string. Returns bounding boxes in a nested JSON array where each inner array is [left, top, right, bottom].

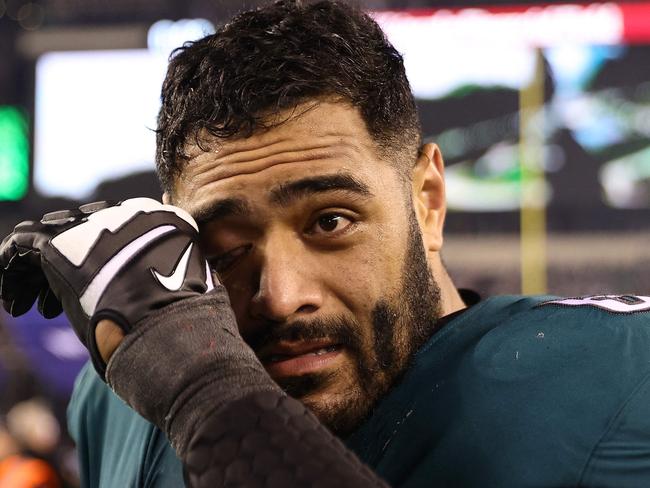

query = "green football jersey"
[[346, 294, 650, 487], [67, 363, 183, 487], [68, 294, 650, 487]]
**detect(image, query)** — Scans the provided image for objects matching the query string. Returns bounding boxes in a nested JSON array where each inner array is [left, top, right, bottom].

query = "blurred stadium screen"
[[33, 18, 215, 200], [372, 3, 650, 215], [0, 106, 29, 201], [31, 3, 650, 221], [34, 49, 170, 199]]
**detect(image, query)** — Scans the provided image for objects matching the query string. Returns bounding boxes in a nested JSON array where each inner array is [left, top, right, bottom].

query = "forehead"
[[172, 100, 394, 215]]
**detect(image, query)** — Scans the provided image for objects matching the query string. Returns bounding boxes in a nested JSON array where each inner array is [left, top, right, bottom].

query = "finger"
[[3, 284, 39, 316], [1, 243, 48, 317], [1, 242, 41, 281], [0, 220, 36, 249], [78, 200, 117, 215], [95, 319, 125, 363], [1, 249, 41, 299], [2, 221, 56, 266], [38, 287, 63, 318], [2, 299, 16, 315]]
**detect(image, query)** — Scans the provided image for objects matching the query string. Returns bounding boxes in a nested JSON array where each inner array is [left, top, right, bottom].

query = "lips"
[[267, 344, 339, 363], [259, 340, 343, 377]]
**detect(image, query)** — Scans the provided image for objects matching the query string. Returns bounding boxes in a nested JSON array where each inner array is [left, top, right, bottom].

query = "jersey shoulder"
[[348, 294, 650, 487], [68, 362, 183, 488], [470, 293, 650, 373], [477, 293, 650, 336]]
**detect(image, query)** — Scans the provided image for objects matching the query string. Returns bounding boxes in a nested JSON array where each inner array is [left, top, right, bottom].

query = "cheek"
[[325, 238, 404, 319]]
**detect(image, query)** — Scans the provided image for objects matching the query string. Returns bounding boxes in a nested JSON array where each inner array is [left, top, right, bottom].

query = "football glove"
[[0, 198, 214, 378]]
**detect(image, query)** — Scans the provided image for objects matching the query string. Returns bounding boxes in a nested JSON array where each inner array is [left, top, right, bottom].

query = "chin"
[[299, 382, 371, 437]]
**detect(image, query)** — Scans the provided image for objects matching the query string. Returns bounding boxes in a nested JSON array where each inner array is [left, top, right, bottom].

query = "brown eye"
[[312, 213, 353, 235]]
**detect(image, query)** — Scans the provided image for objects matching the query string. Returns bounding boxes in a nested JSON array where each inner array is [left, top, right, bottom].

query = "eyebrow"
[[269, 173, 373, 206], [194, 173, 373, 226], [194, 198, 251, 226]]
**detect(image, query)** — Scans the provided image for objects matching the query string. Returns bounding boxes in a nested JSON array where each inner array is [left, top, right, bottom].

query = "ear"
[[412, 143, 446, 252], [162, 192, 172, 205]]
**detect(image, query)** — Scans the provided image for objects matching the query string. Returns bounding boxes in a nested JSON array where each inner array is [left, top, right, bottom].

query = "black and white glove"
[[1, 197, 279, 454], [0, 198, 214, 378]]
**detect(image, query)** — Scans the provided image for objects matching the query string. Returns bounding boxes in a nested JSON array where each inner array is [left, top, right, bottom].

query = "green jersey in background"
[[68, 363, 183, 487]]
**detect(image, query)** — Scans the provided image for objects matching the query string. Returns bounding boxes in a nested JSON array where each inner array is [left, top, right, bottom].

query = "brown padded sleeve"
[[184, 390, 390, 488]]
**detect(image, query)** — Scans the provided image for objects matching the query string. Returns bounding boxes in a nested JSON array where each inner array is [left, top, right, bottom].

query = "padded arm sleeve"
[[183, 391, 390, 488]]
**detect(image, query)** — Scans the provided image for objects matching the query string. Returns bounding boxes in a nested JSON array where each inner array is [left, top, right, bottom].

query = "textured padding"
[[184, 391, 389, 487]]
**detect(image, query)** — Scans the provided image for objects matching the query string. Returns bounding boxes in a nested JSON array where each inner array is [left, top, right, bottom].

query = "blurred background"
[[2, 0, 650, 485]]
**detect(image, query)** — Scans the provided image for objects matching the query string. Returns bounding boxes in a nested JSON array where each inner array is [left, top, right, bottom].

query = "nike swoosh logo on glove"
[[152, 243, 193, 292], [79, 225, 176, 315]]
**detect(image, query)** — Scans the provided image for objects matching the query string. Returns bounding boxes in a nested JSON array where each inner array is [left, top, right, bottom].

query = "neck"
[[430, 255, 466, 317]]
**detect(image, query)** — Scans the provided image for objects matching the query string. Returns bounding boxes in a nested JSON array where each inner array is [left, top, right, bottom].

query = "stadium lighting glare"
[[147, 18, 215, 56]]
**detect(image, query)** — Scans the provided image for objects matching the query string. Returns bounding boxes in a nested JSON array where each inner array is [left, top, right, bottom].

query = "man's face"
[[172, 101, 441, 435]]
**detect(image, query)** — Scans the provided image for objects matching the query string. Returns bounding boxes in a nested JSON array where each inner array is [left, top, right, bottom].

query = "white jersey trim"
[[541, 295, 650, 313]]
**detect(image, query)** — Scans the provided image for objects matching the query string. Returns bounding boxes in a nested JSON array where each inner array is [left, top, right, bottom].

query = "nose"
[[248, 236, 323, 323]]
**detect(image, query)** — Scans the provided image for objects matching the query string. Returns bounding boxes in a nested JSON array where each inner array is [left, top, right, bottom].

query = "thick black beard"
[[400, 212, 444, 356], [322, 213, 442, 436], [250, 212, 442, 436]]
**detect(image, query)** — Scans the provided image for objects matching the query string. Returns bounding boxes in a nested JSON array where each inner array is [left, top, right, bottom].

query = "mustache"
[[246, 315, 364, 354]]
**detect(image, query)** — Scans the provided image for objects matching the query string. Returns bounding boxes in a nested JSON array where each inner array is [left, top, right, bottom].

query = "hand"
[[95, 319, 125, 363], [0, 198, 215, 378]]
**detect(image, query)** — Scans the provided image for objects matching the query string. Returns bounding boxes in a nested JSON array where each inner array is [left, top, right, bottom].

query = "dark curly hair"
[[155, 0, 421, 193]]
